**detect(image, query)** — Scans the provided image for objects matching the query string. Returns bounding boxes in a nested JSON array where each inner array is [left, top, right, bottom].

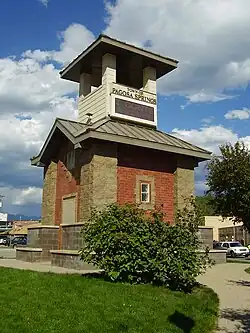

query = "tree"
[[206, 141, 250, 232], [80, 203, 211, 291], [195, 194, 217, 217]]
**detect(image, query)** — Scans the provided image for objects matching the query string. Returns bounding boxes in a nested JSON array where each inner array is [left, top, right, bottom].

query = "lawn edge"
[[196, 284, 220, 333], [244, 267, 250, 274]]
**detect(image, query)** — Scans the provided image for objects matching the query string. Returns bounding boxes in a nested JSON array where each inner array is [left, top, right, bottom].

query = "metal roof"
[[60, 34, 178, 83], [31, 117, 211, 166]]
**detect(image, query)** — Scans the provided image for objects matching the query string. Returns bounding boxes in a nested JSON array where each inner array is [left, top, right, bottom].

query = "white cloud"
[[13, 187, 42, 206], [52, 23, 95, 65], [187, 91, 235, 104], [0, 23, 94, 215], [172, 125, 250, 194], [201, 117, 215, 125], [24, 24, 95, 65], [172, 125, 239, 154], [0, 186, 42, 213], [0, 57, 77, 115], [241, 136, 250, 147], [38, 0, 49, 7], [224, 108, 250, 120], [105, 0, 250, 102]]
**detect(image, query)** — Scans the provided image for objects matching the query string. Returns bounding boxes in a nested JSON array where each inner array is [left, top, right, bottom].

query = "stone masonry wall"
[[16, 249, 42, 262], [27, 227, 59, 260], [43, 138, 196, 226], [52, 140, 117, 224], [27, 228, 40, 247], [51, 252, 96, 270], [42, 161, 57, 225], [79, 148, 92, 222], [78, 141, 117, 222], [91, 142, 117, 211], [174, 156, 196, 212], [209, 251, 227, 264], [117, 145, 175, 223], [61, 224, 84, 250]]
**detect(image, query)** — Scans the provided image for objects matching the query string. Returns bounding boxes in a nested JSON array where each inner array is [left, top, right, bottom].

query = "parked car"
[[213, 241, 227, 251], [0, 236, 9, 246], [219, 241, 249, 257], [11, 236, 27, 248]]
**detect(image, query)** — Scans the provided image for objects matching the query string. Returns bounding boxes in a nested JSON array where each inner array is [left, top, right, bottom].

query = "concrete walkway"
[[0, 246, 16, 259], [0, 259, 100, 275], [198, 263, 250, 333]]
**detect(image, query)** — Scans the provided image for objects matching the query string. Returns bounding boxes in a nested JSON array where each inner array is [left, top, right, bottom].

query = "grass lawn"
[[245, 267, 250, 274], [0, 268, 218, 333]]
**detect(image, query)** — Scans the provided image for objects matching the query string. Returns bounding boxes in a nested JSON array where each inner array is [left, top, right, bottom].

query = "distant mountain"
[[8, 214, 41, 221]]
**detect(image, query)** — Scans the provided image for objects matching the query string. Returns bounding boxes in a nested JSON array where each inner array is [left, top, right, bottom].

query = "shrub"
[[80, 202, 211, 291]]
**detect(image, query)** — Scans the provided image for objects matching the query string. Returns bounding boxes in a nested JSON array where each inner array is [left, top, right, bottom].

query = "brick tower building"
[[17, 35, 211, 268]]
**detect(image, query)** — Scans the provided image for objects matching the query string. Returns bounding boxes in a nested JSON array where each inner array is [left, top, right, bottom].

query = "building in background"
[[0, 196, 10, 232], [9, 220, 40, 239], [204, 216, 250, 245], [0, 212, 8, 222], [0, 195, 11, 232]]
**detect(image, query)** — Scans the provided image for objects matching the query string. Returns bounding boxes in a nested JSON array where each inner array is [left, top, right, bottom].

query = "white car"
[[220, 241, 249, 258]]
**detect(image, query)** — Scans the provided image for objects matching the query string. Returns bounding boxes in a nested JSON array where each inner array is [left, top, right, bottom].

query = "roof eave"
[[60, 34, 178, 81], [76, 130, 212, 161], [30, 119, 77, 167]]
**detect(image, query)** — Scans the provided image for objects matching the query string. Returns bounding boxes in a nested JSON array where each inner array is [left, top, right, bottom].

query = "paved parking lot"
[[0, 246, 16, 259]]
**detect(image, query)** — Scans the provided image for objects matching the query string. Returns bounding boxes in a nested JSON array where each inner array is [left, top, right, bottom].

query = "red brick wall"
[[52, 142, 176, 225], [54, 161, 80, 226], [117, 145, 175, 223]]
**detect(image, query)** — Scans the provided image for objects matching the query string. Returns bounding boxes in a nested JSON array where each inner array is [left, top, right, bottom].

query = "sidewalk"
[[198, 263, 250, 333], [0, 258, 100, 275]]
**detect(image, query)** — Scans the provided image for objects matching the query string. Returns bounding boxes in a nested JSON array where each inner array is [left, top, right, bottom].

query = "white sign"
[[111, 86, 157, 105], [0, 213, 8, 222]]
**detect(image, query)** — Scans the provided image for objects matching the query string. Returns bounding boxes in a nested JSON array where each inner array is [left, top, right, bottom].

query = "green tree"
[[195, 194, 217, 217], [206, 141, 250, 232]]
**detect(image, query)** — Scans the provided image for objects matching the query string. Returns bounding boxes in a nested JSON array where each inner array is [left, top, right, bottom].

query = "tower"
[[24, 34, 212, 268], [60, 34, 178, 128]]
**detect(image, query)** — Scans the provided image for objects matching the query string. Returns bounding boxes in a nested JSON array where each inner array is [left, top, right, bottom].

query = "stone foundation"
[[61, 223, 84, 250], [198, 249, 227, 264], [16, 248, 43, 262], [17, 225, 59, 262], [209, 250, 227, 264], [50, 250, 97, 270]]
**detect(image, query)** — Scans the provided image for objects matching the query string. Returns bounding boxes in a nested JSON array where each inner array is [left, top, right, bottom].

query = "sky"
[[0, 0, 249, 216]]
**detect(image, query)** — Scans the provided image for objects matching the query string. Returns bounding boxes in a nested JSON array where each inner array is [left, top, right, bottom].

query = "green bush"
[[80, 202, 211, 291]]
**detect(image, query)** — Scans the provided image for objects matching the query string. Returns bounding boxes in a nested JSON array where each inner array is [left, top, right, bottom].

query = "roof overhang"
[[60, 34, 178, 83], [77, 129, 211, 162], [31, 119, 76, 166], [31, 120, 211, 167]]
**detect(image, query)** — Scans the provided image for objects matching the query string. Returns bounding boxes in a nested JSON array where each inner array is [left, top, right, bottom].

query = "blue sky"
[[0, 0, 249, 216]]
